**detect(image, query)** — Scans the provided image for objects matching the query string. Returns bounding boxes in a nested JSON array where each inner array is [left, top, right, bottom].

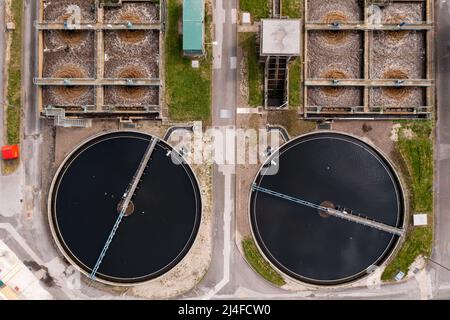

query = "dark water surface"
[[251, 133, 403, 285], [51, 132, 201, 283]]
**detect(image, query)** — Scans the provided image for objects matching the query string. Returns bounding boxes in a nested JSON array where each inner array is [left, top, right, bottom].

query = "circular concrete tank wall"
[[49, 131, 201, 285], [250, 132, 404, 285]]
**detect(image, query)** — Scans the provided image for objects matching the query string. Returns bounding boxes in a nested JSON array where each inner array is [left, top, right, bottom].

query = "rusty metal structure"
[[303, 0, 434, 119], [36, 0, 165, 125]]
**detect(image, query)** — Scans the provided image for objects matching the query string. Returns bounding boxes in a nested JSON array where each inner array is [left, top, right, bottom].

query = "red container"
[[1, 145, 20, 160]]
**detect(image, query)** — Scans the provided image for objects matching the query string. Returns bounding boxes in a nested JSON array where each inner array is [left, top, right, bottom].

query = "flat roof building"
[[261, 19, 301, 56], [183, 0, 204, 56]]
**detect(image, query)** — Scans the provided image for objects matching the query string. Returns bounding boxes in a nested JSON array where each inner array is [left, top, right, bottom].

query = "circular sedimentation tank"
[[49, 131, 202, 285], [250, 132, 404, 286]]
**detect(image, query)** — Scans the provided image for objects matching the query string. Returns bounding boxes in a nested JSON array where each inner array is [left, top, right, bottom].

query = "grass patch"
[[381, 120, 434, 281], [242, 237, 286, 286], [2, 159, 20, 175], [239, 33, 264, 107], [382, 221, 433, 280], [288, 58, 301, 108], [397, 120, 433, 212], [6, 0, 23, 145], [267, 109, 315, 136], [165, 0, 211, 121], [239, 0, 270, 20], [282, 0, 302, 18]]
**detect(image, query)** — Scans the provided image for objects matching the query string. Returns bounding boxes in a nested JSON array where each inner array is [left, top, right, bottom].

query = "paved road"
[[432, 0, 450, 293], [22, 0, 42, 223], [186, 0, 238, 298], [186, 0, 299, 299]]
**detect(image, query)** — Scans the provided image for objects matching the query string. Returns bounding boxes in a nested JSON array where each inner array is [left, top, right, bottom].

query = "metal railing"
[[252, 184, 404, 236], [44, 107, 92, 128]]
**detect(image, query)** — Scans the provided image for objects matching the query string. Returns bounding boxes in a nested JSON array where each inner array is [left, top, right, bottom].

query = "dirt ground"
[[332, 120, 397, 157], [237, 36, 248, 108], [236, 114, 268, 238]]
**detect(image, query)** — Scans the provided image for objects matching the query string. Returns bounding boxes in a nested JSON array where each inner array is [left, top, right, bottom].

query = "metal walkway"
[[252, 184, 404, 236], [304, 79, 433, 87], [305, 23, 433, 31], [35, 22, 161, 31], [34, 78, 161, 86], [44, 107, 92, 128], [89, 137, 159, 279]]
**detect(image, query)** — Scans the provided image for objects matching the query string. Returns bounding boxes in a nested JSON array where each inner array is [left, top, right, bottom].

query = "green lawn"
[[242, 237, 286, 286], [282, 0, 302, 18], [382, 221, 433, 280], [165, 0, 211, 121], [398, 121, 433, 212], [239, 33, 264, 107], [239, 0, 302, 19], [382, 120, 434, 281], [6, 0, 23, 145], [239, 0, 270, 20], [288, 58, 301, 107]]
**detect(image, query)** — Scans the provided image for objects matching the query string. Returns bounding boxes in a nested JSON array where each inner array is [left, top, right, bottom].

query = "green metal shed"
[[183, 0, 204, 56]]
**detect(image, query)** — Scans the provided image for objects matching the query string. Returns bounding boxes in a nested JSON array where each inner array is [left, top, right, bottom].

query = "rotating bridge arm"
[[252, 184, 404, 236], [89, 138, 159, 280]]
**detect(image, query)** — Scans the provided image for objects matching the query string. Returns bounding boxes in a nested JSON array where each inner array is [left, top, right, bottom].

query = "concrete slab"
[[414, 214, 428, 226], [261, 19, 301, 56], [242, 12, 251, 24]]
